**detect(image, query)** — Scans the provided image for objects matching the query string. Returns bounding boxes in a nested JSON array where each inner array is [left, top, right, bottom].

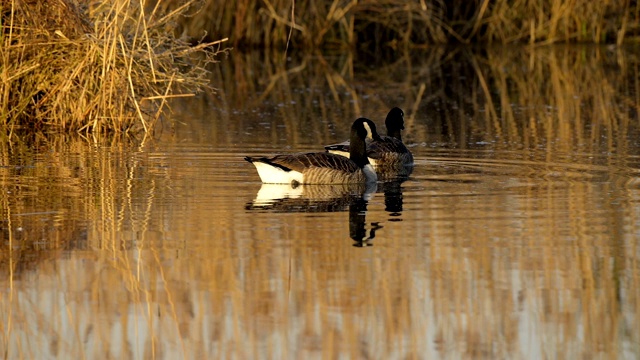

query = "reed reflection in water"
[[1, 45, 640, 359]]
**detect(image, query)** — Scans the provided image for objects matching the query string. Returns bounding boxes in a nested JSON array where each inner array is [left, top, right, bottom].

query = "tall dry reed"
[[0, 0, 228, 135], [155, 0, 638, 48], [475, 0, 634, 44]]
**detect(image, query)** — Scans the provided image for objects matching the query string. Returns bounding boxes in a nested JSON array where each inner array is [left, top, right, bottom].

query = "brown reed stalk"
[[0, 0, 228, 135], [471, 0, 635, 44], [152, 0, 638, 47]]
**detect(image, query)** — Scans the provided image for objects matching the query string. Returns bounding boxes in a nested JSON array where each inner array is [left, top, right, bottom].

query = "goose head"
[[385, 107, 405, 140], [350, 117, 381, 168]]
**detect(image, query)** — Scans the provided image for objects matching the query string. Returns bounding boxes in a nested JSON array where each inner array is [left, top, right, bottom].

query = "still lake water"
[[2, 46, 640, 359]]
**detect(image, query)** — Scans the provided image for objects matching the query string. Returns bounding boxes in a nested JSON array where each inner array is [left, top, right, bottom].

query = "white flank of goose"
[[245, 118, 381, 185], [325, 107, 414, 167]]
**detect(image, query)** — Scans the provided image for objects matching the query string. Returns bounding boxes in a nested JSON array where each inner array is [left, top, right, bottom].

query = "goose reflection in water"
[[246, 177, 409, 247], [246, 182, 384, 246], [380, 180, 404, 221], [348, 196, 383, 247], [246, 182, 377, 213]]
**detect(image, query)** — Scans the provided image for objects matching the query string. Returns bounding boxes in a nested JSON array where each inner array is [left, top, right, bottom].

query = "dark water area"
[[2, 45, 640, 359]]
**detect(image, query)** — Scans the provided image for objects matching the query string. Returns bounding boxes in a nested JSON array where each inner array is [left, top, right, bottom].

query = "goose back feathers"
[[245, 118, 381, 185]]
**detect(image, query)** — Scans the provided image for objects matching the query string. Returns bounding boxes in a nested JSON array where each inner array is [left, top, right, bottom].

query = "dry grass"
[[153, 0, 451, 48], [155, 0, 639, 48], [0, 0, 229, 135], [475, 0, 635, 45]]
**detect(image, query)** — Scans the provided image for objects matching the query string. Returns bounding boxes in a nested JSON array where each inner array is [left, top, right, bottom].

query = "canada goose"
[[325, 107, 413, 167], [245, 118, 381, 185]]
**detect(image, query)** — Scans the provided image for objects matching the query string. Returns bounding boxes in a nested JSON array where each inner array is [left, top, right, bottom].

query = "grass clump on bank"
[[156, 0, 639, 48], [0, 0, 228, 135]]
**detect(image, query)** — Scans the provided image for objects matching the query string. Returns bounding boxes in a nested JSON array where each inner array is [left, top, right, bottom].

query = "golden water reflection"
[[1, 142, 638, 359], [2, 45, 640, 358]]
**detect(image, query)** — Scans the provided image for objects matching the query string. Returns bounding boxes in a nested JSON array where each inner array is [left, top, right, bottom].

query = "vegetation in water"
[[177, 46, 637, 153]]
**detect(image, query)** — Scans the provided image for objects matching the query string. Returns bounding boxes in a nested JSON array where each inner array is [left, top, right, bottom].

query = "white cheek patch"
[[363, 122, 373, 140]]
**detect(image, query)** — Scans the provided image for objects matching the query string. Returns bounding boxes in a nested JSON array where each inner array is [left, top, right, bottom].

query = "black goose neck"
[[385, 112, 404, 141], [387, 128, 403, 141], [349, 133, 369, 168]]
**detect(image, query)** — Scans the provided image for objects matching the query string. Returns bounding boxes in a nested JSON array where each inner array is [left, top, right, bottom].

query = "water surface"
[[1, 45, 640, 359]]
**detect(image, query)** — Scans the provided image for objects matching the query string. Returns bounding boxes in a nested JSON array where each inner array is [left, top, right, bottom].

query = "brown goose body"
[[367, 136, 414, 167], [245, 118, 381, 185], [245, 152, 370, 184]]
